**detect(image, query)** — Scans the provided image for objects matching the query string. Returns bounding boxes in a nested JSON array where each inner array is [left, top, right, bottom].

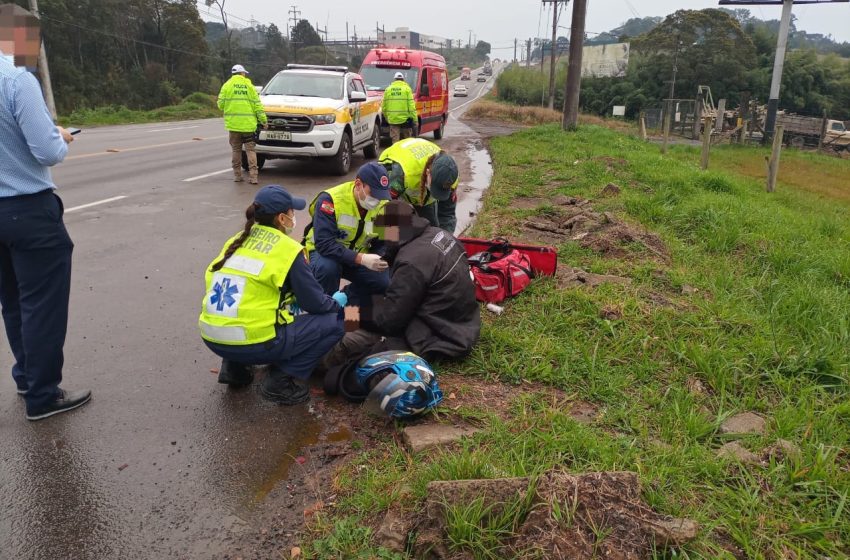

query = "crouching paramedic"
[[304, 162, 391, 301], [199, 185, 345, 405], [379, 137, 459, 234], [322, 200, 480, 389]]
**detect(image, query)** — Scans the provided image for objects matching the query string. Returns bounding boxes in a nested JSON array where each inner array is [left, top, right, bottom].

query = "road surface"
[[0, 64, 501, 558]]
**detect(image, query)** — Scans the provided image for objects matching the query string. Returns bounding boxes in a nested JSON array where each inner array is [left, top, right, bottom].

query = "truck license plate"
[[263, 131, 291, 141]]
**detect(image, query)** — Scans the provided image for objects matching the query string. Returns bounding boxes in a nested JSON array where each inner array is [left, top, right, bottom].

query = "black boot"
[[261, 370, 309, 405], [218, 359, 254, 387]]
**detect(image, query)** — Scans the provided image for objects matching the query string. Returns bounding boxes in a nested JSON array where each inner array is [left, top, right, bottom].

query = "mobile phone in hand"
[[68, 128, 82, 135]]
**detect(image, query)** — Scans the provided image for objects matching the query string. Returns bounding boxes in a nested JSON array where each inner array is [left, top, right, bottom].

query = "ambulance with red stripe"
[[359, 48, 449, 140]]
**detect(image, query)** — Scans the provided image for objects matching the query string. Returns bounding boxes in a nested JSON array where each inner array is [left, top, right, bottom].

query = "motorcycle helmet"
[[355, 351, 443, 419]]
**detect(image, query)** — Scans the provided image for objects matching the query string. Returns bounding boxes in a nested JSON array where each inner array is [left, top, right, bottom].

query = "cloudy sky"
[[203, 0, 850, 49]]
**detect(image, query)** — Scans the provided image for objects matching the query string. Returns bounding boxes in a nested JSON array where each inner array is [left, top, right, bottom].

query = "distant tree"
[[475, 40, 491, 57], [609, 16, 662, 39], [292, 20, 322, 49]]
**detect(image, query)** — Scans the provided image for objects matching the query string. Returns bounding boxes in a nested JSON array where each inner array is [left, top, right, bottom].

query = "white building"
[[378, 27, 450, 51]]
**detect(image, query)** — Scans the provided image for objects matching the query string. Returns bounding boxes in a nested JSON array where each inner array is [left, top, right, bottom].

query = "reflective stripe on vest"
[[305, 182, 383, 254], [199, 225, 302, 345]]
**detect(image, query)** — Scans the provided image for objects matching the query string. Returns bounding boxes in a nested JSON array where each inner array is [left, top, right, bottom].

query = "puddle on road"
[[455, 141, 494, 235], [251, 420, 322, 504], [325, 424, 353, 443]]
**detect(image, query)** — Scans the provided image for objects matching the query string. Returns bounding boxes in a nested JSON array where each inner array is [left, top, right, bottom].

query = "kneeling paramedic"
[[304, 162, 391, 301], [322, 200, 480, 393], [199, 185, 346, 405], [379, 138, 459, 233]]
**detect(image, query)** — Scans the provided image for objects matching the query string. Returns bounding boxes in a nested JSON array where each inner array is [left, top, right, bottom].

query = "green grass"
[[302, 124, 850, 558], [58, 92, 220, 126]]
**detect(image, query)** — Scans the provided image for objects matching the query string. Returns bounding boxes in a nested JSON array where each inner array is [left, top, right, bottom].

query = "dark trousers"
[[205, 313, 344, 380], [0, 190, 74, 411], [414, 197, 457, 234], [308, 251, 389, 302]]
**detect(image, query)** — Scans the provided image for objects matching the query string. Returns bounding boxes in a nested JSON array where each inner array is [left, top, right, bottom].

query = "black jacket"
[[360, 216, 480, 360]]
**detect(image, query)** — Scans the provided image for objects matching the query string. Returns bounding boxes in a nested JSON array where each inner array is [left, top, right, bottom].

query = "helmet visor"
[[363, 373, 402, 417]]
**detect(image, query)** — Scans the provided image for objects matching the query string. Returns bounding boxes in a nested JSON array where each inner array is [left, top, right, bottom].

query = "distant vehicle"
[[776, 113, 850, 150], [360, 47, 449, 140], [483, 60, 492, 76], [251, 64, 382, 176], [461, 67, 471, 80], [453, 84, 468, 97], [477, 73, 487, 82]]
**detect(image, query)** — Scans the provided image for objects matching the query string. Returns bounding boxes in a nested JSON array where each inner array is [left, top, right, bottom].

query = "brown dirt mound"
[[521, 197, 670, 263], [413, 470, 698, 560]]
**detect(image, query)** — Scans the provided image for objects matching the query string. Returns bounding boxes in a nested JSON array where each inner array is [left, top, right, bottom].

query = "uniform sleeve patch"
[[320, 200, 335, 215]]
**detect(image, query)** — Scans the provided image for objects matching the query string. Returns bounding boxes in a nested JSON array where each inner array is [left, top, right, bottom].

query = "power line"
[[39, 14, 283, 69]]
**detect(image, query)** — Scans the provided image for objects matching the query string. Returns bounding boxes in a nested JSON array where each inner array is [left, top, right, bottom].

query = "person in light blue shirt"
[[0, 45, 92, 421]]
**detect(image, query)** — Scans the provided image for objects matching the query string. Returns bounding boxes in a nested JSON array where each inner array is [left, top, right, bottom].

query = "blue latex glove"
[[332, 291, 348, 307], [289, 302, 301, 315]]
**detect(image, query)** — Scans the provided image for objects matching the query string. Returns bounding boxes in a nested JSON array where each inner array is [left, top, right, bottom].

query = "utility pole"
[[316, 22, 328, 64], [526, 38, 532, 67], [543, 0, 562, 110], [468, 29, 472, 49], [27, 0, 56, 120], [562, 0, 587, 130], [346, 21, 350, 64], [288, 5, 301, 62], [764, 0, 793, 144], [376, 22, 384, 45], [514, 38, 518, 63]]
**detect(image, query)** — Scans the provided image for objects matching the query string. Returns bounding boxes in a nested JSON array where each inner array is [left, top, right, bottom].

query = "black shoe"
[[26, 389, 92, 421], [261, 373, 309, 405], [218, 359, 254, 387]]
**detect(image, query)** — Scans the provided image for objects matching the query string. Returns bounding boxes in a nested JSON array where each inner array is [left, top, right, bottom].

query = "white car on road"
[[453, 84, 469, 97], [250, 64, 382, 175]]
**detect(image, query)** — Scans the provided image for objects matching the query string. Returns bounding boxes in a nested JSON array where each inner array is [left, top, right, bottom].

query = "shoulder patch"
[[320, 200, 335, 215], [431, 230, 456, 255]]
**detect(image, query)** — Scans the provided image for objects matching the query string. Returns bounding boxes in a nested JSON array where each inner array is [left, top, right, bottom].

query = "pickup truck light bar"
[[285, 64, 349, 73]]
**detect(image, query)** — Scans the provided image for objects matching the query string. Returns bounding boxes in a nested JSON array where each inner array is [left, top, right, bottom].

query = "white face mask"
[[281, 213, 296, 233], [361, 195, 380, 210]]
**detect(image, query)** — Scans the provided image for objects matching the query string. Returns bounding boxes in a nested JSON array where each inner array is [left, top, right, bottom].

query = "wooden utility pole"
[[767, 124, 784, 192], [701, 116, 713, 170], [764, 0, 793, 144], [818, 111, 828, 152], [639, 111, 647, 140], [26, 0, 56, 120], [661, 100, 671, 154], [514, 38, 518, 63], [561, 0, 586, 130], [526, 38, 532, 67]]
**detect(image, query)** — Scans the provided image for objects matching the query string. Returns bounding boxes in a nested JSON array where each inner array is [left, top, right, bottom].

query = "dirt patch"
[[557, 266, 632, 290], [513, 197, 550, 210], [414, 470, 698, 559], [462, 117, 529, 138], [520, 196, 670, 263]]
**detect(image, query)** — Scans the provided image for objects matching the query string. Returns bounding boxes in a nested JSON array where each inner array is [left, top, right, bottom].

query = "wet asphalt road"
[[0, 64, 501, 559]]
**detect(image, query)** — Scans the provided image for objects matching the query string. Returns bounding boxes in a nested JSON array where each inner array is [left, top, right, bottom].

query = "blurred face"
[[0, 11, 40, 70]]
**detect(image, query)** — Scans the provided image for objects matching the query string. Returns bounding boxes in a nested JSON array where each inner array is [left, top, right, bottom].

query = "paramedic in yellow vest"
[[199, 185, 345, 405], [382, 72, 417, 144], [218, 64, 268, 184], [379, 138, 459, 233], [305, 162, 391, 301]]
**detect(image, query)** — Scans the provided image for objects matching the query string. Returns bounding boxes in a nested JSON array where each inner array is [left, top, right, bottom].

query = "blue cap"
[[253, 185, 306, 214], [356, 162, 391, 200]]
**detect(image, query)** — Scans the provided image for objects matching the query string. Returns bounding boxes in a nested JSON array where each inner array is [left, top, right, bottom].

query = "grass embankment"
[[466, 98, 638, 135], [58, 92, 220, 126], [303, 125, 850, 558]]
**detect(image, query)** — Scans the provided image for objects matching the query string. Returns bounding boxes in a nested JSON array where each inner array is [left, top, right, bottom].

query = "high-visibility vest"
[[304, 182, 385, 254], [217, 75, 267, 133], [381, 80, 417, 125], [199, 224, 301, 345], [379, 138, 458, 206]]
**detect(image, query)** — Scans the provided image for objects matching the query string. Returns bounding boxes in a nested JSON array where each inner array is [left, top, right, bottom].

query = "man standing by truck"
[[218, 64, 267, 184], [382, 72, 417, 144]]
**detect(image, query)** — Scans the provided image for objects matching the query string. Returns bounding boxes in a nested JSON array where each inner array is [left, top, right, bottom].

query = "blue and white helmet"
[[356, 351, 443, 419]]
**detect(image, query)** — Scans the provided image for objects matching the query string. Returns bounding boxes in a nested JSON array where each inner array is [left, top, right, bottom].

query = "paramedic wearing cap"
[[382, 71, 417, 144], [218, 64, 267, 184], [199, 185, 345, 405], [304, 162, 391, 300], [379, 138, 459, 233]]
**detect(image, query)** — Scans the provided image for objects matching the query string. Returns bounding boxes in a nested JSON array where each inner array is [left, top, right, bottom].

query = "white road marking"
[[65, 196, 127, 213], [146, 125, 200, 133], [182, 168, 232, 182]]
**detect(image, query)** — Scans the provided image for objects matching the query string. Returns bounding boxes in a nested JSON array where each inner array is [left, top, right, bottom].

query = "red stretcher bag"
[[459, 237, 558, 303]]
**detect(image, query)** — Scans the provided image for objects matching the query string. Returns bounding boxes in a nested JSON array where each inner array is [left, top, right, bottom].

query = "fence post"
[[701, 116, 713, 170], [661, 101, 671, 154], [818, 111, 828, 152], [767, 124, 784, 193], [639, 111, 647, 140]]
